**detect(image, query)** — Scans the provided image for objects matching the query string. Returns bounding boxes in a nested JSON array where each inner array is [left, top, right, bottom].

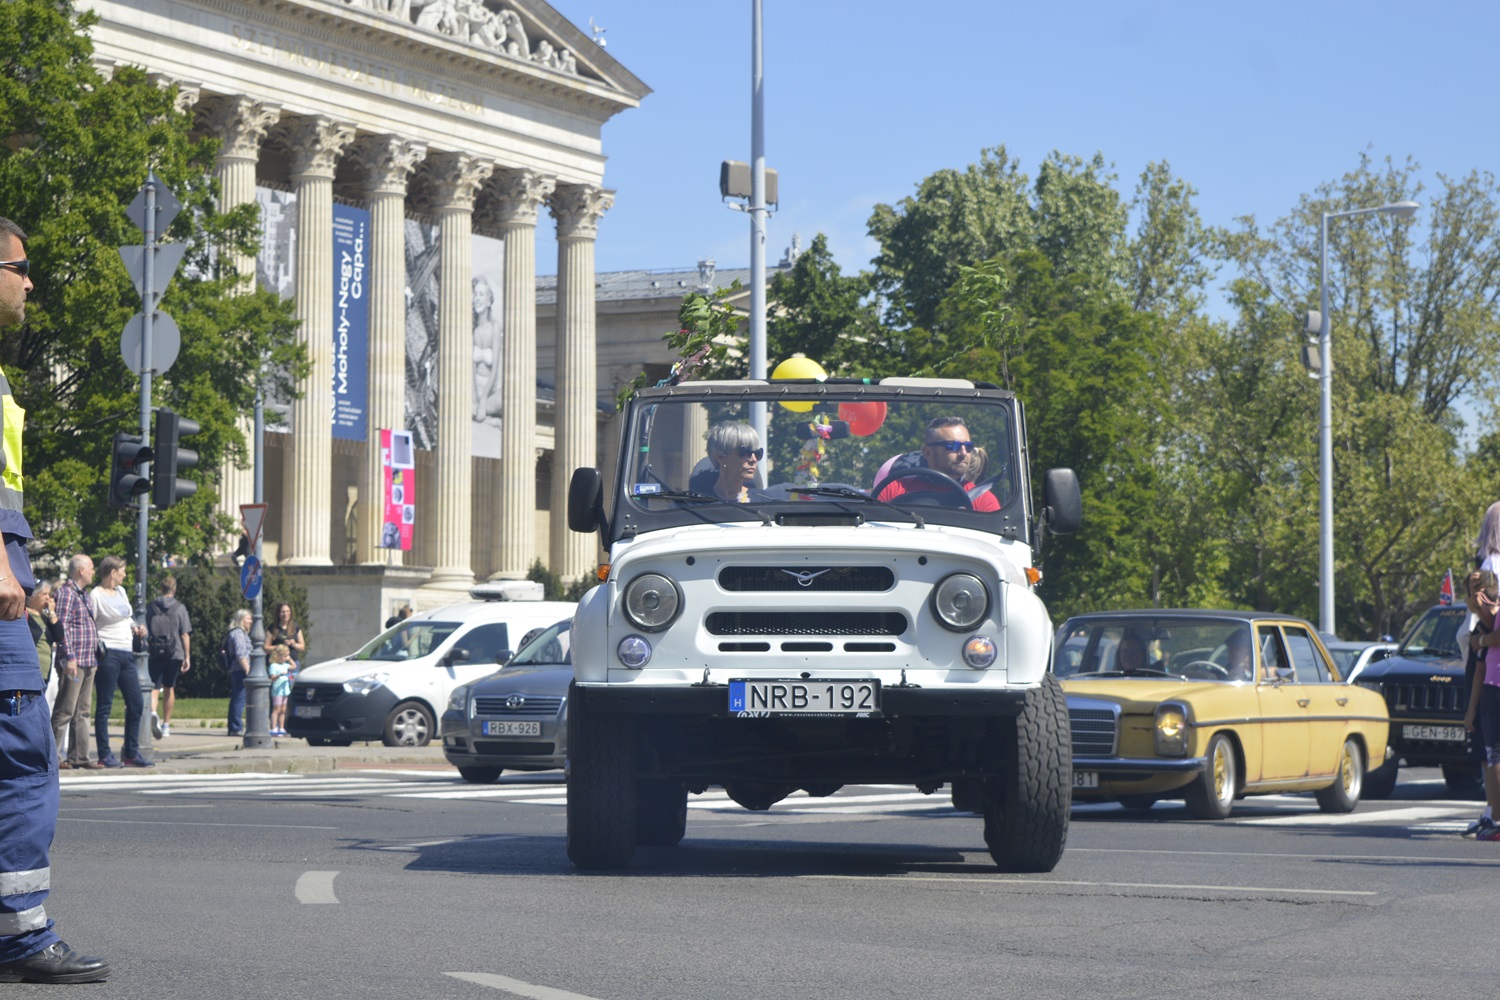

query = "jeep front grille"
[[718, 566, 895, 593], [705, 611, 908, 636], [1381, 681, 1467, 716], [1069, 706, 1118, 757]]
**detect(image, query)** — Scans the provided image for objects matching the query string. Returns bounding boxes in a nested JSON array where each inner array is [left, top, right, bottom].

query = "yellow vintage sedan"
[[1057, 610, 1389, 819]]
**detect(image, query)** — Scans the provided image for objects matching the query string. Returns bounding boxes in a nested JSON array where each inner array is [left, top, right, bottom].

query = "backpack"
[[146, 599, 179, 659], [220, 628, 240, 672]]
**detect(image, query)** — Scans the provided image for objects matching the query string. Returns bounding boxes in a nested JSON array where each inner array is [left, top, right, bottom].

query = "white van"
[[286, 582, 576, 747]]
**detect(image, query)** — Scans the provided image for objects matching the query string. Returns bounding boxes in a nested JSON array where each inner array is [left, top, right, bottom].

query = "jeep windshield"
[[609, 381, 1029, 541], [1396, 605, 1465, 658]]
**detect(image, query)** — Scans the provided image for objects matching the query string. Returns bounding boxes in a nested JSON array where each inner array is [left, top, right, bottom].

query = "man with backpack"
[[144, 577, 192, 740]]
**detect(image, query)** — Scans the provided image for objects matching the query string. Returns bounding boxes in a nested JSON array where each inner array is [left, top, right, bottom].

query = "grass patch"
[[106, 697, 225, 723]]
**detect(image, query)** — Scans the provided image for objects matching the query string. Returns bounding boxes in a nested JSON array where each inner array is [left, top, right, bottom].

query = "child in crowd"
[[1463, 569, 1500, 840], [268, 645, 292, 737]]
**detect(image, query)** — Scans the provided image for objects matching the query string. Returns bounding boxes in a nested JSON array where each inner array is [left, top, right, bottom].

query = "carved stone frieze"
[[475, 168, 556, 230], [350, 135, 429, 196], [200, 96, 283, 161], [340, 0, 581, 76], [274, 116, 358, 179], [547, 184, 614, 240]]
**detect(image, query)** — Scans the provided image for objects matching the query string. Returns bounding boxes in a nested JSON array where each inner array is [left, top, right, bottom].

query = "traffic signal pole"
[[133, 178, 157, 762]]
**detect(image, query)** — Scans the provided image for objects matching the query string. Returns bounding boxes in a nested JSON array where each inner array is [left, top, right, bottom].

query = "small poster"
[[380, 428, 414, 550]]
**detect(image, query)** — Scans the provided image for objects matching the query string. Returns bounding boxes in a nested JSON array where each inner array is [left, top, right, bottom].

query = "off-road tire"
[[635, 779, 689, 847], [983, 673, 1071, 872], [1443, 762, 1484, 798], [566, 683, 637, 869], [1363, 757, 1399, 800], [1314, 737, 1364, 813], [458, 766, 502, 784]]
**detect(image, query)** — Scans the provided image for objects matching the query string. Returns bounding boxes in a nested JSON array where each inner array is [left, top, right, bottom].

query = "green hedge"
[[165, 568, 309, 699]]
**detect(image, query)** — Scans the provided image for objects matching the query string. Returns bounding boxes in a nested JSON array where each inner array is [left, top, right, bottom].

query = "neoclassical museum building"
[[79, 0, 678, 658]]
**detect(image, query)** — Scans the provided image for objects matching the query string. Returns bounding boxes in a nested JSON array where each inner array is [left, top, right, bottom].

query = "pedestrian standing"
[[1466, 570, 1500, 841], [267, 644, 291, 737], [50, 554, 97, 769], [25, 581, 62, 716], [88, 555, 151, 768], [264, 600, 304, 685], [0, 217, 110, 983], [1458, 502, 1500, 832], [223, 608, 252, 736], [145, 575, 191, 739]]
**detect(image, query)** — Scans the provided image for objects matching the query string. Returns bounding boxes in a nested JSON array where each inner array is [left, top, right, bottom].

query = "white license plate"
[[1073, 771, 1099, 789], [728, 679, 880, 716], [1403, 724, 1466, 742], [483, 720, 541, 737], [293, 705, 322, 719]]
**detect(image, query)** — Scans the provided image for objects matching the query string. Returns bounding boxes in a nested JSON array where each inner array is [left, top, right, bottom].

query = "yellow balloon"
[[772, 356, 825, 412]]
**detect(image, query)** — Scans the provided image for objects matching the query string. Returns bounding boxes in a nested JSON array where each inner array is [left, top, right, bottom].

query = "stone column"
[[417, 153, 494, 593], [475, 169, 555, 580], [275, 116, 356, 565], [547, 184, 613, 583], [350, 136, 427, 564], [201, 97, 280, 535]]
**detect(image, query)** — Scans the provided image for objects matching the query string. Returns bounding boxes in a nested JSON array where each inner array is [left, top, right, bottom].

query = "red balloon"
[[838, 401, 887, 437]]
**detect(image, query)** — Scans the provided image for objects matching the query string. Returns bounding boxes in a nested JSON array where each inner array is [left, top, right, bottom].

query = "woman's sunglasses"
[[737, 447, 764, 460]]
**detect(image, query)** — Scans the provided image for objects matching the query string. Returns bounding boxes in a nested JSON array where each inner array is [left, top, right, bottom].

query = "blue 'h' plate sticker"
[[633, 483, 662, 495], [728, 681, 746, 712]]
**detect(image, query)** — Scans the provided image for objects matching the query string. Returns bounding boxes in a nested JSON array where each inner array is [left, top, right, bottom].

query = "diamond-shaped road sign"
[[119, 311, 180, 375], [125, 173, 182, 237]]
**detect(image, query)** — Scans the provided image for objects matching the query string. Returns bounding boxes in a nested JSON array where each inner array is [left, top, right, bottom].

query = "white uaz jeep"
[[565, 377, 1081, 870]]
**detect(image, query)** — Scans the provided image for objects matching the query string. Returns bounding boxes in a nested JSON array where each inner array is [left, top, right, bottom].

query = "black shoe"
[[0, 942, 111, 983]]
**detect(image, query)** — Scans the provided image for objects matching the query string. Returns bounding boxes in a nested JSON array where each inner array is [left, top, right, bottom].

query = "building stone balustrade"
[[351, 135, 428, 564], [547, 183, 612, 582], [275, 116, 358, 565]]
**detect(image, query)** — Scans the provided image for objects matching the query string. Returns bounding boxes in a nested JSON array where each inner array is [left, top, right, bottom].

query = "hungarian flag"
[[1439, 569, 1455, 605]]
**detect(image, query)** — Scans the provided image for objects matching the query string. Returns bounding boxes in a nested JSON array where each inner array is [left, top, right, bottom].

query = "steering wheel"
[[1179, 659, 1229, 680], [870, 467, 973, 510]]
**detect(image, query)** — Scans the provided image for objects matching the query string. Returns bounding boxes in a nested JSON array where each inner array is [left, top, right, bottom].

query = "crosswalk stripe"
[[1237, 806, 1466, 826]]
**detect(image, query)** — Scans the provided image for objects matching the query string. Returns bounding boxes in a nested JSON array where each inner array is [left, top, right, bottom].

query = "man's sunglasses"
[[0, 259, 29, 278], [737, 447, 764, 460], [924, 439, 974, 453]]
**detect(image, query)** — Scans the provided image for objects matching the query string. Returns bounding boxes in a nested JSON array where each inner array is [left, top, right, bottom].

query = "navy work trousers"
[[0, 690, 61, 962]]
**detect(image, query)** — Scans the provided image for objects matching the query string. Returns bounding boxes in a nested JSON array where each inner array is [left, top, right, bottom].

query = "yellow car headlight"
[[1154, 702, 1190, 756]]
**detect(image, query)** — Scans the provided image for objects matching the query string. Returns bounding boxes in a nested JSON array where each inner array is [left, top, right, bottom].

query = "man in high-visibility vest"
[[0, 217, 110, 984]]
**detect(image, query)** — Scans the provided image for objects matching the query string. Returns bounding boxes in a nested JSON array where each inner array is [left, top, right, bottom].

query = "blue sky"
[[540, 0, 1497, 303]]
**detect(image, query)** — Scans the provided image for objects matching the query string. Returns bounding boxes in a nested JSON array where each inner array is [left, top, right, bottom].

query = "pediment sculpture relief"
[[343, 0, 582, 76]]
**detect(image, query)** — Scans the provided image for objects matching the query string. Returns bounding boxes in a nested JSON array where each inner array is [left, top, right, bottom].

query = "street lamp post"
[[1316, 199, 1419, 637]]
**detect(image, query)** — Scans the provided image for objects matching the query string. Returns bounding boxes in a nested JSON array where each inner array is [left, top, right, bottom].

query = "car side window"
[[1256, 626, 1292, 682], [454, 622, 509, 666], [1281, 626, 1330, 682]]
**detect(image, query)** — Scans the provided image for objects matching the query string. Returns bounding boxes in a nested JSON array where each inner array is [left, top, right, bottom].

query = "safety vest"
[[0, 366, 23, 512]]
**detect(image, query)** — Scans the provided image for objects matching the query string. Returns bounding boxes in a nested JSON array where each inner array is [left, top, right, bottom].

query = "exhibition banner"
[[380, 428, 415, 551], [332, 203, 370, 441]]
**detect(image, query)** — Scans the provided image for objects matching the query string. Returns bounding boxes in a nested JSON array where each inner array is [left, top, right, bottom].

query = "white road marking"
[[445, 972, 603, 999], [294, 871, 339, 904], [805, 874, 1376, 896], [58, 817, 337, 829], [1237, 806, 1465, 826], [1070, 846, 1500, 865]]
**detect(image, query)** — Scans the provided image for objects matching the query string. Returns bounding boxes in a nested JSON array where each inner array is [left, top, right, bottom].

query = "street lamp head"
[[1386, 201, 1420, 218]]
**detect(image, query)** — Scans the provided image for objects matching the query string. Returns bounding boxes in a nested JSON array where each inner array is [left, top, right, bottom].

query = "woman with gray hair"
[[224, 609, 253, 737], [702, 421, 762, 503]]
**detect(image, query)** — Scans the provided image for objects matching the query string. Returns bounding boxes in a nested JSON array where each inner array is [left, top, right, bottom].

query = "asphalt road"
[[36, 766, 1497, 999]]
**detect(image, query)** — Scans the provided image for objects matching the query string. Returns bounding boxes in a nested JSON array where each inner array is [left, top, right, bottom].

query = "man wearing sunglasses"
[[875, 416, 999, 511], [0, 217, 111, 985]]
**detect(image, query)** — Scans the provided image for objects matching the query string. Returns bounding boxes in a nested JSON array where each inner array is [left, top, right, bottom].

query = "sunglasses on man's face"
[[737, 447, 764, 460], [0, 259, 29, 278], [924, 439, 974, 453]]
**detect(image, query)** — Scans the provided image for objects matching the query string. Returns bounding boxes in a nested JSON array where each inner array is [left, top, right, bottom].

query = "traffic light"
[[109, 433, 152, 509], [152, 408, 199, 510]]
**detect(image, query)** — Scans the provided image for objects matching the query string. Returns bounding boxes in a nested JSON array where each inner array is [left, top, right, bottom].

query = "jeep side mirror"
[[568, 467, 606, 534], [1042, 468, 1082, 535]]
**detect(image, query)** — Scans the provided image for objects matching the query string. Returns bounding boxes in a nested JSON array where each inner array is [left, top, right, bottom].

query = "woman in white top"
[[89, 555, 150, 767]]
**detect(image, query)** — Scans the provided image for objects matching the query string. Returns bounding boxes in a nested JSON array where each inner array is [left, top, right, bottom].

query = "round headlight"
[[617, 634, 652, 668], [932, 573, 990, 631], [623, 572, 681, 631]]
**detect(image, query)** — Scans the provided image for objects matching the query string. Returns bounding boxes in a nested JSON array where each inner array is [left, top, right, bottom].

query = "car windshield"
[[1055, 617, 1255, 683], [349, 621, 459, 661], [615, 386, 1023, 536], [507, 620, 571, 667], [1397, 606, 1465, 657], [1327, 648, 1356, 674]]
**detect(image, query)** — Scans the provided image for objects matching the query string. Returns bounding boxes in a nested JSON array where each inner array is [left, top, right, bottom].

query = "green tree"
[[0, 0, 303, 567]]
